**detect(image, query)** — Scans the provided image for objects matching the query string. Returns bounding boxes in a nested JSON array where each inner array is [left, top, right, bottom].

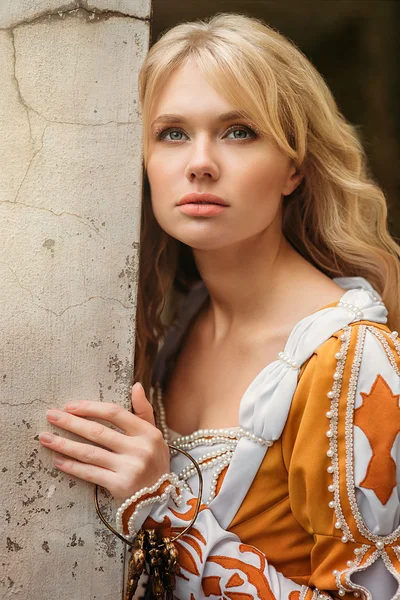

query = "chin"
[[177, 235, 229, 251], [159, 220, 228, 248], [173, 233, 232, 251]]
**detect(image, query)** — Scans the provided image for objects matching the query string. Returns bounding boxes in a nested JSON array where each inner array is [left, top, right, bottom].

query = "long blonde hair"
[[134, 12, 400, 394]]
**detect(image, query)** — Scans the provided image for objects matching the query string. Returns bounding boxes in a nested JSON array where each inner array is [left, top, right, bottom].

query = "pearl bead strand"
[[153, 383, 272, 449], [337, 301, 364, 321], [152, 382, 274, 505], [115, 472, 185, 538]]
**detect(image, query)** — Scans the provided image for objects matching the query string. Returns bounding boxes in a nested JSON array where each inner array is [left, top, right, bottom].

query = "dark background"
[[151, 0, 400, 239]]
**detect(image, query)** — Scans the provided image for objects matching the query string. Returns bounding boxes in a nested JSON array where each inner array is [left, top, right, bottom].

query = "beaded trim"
[[393, 545, 400, 563], [380, 551, 400, 598], [153, 382, 272, 448], [115, 473, 185, 538], [177, 448, 234, 504], [299, 585, 308, 600], [151, 382, 273, 505], [300, 587, 333, 600], [177, 449, 233, 478], [392, 333, 400, 357], [277, 351, 300, 370], [367, 326, 400, 377], [311, 590, 332, 600], [325, 325, 356, 543], [344, 326, 400, 547], [339, 547, 400, 599], [337, 301, 364, 322], [170, 429, 271, 451], [336, 544, 374, 598], [126, 484, 183, 538]]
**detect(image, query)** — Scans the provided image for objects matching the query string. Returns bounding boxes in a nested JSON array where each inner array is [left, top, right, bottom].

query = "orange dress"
[[131, 277, 400, 599]]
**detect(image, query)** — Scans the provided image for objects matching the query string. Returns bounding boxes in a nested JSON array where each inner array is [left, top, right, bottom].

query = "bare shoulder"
[[284, 256, 345, 319], [311, 275, 346, 308]]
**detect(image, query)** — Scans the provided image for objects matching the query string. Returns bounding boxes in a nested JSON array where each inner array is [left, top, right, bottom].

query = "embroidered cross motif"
[[354, 374, 400, 505]]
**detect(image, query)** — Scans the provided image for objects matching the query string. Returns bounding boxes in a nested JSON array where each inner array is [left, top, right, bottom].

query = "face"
[[146, 58, 301, 251]]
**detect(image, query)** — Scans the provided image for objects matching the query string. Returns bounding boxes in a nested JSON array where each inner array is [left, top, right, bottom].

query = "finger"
[[46, 409, 131, 452], [131, 382, 155, 426], [63, 401, 152, 436], [39, 432, 119, 471], [52, 453, 116, 490]]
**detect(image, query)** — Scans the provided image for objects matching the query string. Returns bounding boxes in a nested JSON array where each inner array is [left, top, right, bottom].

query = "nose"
[[184, 137, 220, 182]]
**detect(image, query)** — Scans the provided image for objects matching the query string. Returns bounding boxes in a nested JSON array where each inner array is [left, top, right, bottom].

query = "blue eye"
[[156, 128, 188, 142], [225, 126, 257, 140]]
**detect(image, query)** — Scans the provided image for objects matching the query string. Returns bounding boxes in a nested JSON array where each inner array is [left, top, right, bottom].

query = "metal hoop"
[[94, 443, 203, 547]]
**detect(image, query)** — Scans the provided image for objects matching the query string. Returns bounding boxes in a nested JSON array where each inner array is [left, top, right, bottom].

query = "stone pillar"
[[0, 2, 150, 598]]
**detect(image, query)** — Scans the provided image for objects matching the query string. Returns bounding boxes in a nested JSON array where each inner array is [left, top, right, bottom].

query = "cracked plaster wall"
[[0, 2, 150, 598]]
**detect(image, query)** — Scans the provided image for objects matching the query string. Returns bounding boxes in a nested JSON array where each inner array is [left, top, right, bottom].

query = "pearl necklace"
[[152, 383, 273, 505]]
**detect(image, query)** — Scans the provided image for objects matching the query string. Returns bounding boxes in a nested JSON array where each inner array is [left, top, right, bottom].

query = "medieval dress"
[[131, 276, 400, 599]]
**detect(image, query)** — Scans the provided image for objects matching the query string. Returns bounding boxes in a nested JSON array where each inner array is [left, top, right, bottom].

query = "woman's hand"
[[38, 383, 170, 503]]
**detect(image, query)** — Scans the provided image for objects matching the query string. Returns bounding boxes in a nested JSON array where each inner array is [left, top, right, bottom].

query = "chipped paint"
[[95, 528, 117, 559], [6, 538, 23, 552], [108, 353, 134, 398], [47, 484, 56, 498], [43, 238, 55, 257]]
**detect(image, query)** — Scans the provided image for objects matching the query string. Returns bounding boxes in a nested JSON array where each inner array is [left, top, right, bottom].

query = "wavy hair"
[[134, 12, 400, 395]]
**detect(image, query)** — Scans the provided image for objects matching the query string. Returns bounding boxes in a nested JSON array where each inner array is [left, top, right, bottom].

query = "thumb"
[[131, 382, 155, 426]]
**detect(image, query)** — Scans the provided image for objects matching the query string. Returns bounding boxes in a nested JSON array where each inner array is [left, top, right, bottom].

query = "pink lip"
[[177, 193, 229, 206], [178, 203, 226, 217]]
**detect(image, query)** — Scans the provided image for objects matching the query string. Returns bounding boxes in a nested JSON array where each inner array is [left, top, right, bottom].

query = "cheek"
[[237, 158, 287, 212], [146, 161, 168, 210], [146, 154, 179, 200], [251, 153, 287, 185], [146, 162, 176, 232]]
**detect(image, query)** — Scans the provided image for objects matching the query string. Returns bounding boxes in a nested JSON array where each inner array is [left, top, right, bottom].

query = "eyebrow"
[[150, 111, 248, 128]]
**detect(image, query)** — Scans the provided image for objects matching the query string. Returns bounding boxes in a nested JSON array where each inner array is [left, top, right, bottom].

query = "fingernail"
[[65, 402, 79, 411], [133, 382, 143, 392], [39, 433, 55, 444], [54, 458, 65, 467], [46, 410, 62, 421]]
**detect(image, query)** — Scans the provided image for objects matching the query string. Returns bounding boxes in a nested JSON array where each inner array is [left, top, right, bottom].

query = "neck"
[[192, 229, 308, 341]]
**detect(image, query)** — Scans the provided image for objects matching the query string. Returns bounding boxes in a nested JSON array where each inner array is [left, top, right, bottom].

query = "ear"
[[282, 164, 303, 197]]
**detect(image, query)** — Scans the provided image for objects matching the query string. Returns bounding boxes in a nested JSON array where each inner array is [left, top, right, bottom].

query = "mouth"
[[177, 193, 229, 207], [185, 200, 220, 204], [177, 202, 227, 217]]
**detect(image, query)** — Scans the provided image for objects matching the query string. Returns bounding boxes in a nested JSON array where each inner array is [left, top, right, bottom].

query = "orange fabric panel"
[[285, 334, 342, 536], [355, 373, 400, 504], [229, 439, 290, 526], [229, 489, 313, 584]]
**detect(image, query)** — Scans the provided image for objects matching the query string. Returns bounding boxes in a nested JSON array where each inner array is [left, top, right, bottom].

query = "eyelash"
[[153, 124, 260, 142]]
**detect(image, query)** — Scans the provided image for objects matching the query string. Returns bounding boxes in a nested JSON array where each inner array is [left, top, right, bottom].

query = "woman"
[[39, 13, 400, 599]]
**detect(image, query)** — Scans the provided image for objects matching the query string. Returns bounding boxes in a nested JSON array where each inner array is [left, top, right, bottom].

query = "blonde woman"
[[40, 13, 400, 599]]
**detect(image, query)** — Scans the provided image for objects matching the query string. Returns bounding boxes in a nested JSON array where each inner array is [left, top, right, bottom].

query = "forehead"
[[150, 58, 236, 122]]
